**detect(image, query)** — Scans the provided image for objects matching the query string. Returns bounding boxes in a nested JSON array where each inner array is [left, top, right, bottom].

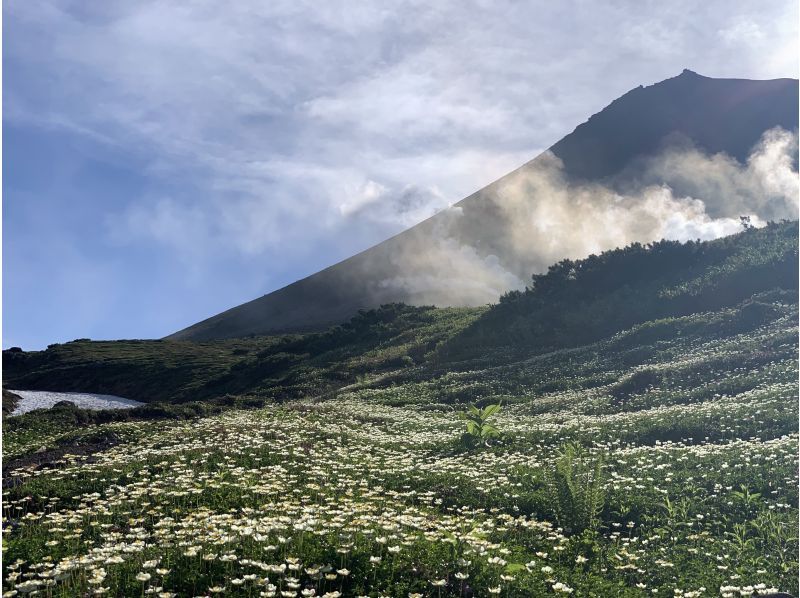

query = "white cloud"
[[718, 20, 765, 46], [339, 180, 388, 216], [7, 1, 797, 254]]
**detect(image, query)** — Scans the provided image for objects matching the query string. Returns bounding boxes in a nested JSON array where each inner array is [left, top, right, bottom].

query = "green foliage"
[[2, 222, 798, 596], [543, 443, 606, 535], [444, 221, 798, 361], [458, 402, 502, 448], [2, 304, 484, 406]]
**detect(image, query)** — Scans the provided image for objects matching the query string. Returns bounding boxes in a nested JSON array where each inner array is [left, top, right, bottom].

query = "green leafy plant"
[[459, 403, 502, 448], [543, 442, 606, 534]]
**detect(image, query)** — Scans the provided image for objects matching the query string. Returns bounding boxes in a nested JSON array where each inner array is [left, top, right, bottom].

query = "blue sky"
[[4, 0, 798, 349]]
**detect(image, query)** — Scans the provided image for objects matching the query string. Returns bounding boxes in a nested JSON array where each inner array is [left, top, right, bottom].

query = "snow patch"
[[7, 390, 143, 417]]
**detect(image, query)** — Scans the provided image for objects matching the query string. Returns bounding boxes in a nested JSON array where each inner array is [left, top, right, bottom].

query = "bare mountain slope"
[[168, 70, 798, 341]]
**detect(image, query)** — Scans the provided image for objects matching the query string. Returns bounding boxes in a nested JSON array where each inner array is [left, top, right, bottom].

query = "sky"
[[3, 0, 798, 349]]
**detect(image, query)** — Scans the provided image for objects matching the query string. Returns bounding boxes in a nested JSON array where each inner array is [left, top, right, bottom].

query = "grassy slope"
[[2, 222, 798, 596], [3, 222, 797, 463], [3, 305, 485, 405]]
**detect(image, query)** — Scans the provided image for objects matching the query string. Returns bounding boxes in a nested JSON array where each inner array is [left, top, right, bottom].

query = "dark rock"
[[2, 389, 22, 416]]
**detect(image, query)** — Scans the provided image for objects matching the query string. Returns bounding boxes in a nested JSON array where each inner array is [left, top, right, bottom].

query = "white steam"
[[377, 236, 523, 306], [633, 127, 798, 220], [375, 127, 797, 305]]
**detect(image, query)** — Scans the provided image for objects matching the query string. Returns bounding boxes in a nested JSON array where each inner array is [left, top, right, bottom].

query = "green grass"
[[2, 223, 798, 596]]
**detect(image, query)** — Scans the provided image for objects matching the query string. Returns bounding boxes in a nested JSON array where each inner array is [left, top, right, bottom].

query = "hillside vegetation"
[[3, 306, 485, 406], [2, 221, 798, 596], [5, 223, 796, 408], [445, 220, 798, 361]]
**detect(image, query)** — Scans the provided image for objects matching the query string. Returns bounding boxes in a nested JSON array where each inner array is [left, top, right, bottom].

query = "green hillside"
[[5, 222, 796, 409], [445, 220, 798, 361], [2, 222, 798, 596]]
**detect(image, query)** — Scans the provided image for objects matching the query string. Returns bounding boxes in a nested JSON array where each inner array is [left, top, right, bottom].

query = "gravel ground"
[[7, 390, 143, 416]]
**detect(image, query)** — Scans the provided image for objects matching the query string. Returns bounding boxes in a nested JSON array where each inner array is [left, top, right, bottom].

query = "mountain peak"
[[550, 70, 797, 181]]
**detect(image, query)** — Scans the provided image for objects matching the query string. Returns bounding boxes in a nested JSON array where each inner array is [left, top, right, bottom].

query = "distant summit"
[[168, 72, 799, 341], [550, 69, 797, 181]]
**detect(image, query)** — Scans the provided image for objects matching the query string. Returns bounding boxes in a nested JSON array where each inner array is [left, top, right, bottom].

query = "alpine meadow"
[[3, 222, 798, 596]]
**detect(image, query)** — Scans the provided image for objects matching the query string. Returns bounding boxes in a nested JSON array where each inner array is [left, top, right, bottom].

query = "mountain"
[[549, 69, 798, 181], [168, 70, 798, 341]]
